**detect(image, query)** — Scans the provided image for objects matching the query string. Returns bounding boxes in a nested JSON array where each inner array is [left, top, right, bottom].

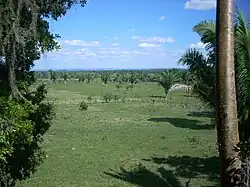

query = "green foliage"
[[102, 92, 120, 103], [157, 70, 180, 97], [79, 101, 88, 111], [113, 93, 120, 102], [103, 92, 114, 103], [116, 83, 122, 90], [78, 75, 85, 83], [49, 70, 57, 83], [86, 73, 93, 84], [0, 0, 87, 185], [101, 73, 110, 85], [126, 84, 134, 91], [34, 68, 190, 85], [179, 10, 250, 143], [178, 48, 216, 108], [62, 73, 68, 82], [128, 71, 138, 85], [0, 85, 54, 186]]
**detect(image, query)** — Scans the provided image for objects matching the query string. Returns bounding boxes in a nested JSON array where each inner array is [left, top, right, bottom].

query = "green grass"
[[20, 82, 218, 187]]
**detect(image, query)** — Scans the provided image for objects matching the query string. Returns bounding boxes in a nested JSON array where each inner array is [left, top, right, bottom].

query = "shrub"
[[115, 84, 122, 90], [0, 84, 54, 186], [126, 84, 134, 91], [113, 93, 120, 102], [79, 101, 88, 110], [103, 92, 113, 103]]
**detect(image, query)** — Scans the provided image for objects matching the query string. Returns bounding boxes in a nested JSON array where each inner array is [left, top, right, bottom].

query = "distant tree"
[[101, 73, 110, 85], [157, 70, 180, 97], [113, 73, 121, 83], [86, 73, 92, 84], [48, 70, 57, 83], [62, 73, 68, 83], [128, 71, 138, 85], [121, 73, 129, 83], [78, 75, 85, 83]]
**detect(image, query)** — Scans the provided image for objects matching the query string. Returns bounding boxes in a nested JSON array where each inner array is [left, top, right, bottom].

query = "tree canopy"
[[0, 0, 87, 186]]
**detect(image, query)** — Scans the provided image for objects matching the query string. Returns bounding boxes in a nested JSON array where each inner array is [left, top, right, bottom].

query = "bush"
[[79, 101, 88, 110], [113, 93, 120, 102], [116, 84, 122, 90], [0, 84, 54, 186], [126, 84, 134, 91], [103, 92, 113, 103]]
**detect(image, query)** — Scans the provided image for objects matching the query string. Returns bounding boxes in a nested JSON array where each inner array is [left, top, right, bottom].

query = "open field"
[[20, 81, 219, 187]]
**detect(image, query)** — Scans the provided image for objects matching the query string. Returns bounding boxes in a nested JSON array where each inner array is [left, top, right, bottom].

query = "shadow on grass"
[[104, 164, 182, 187], [187, 111, 215, 118], [147, 117, 214, 130], [143, 156, 219, 183]]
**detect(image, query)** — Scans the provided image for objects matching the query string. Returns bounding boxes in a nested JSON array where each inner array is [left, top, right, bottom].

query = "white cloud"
[[113, 37, 119, 40], [63, 40, 100, 47], [184, 0, 216, 10], [190, 42, 206, 49], [111, 43, 119, 46], [158, 16, 165, 21], [128, 28, 135, 32], [132, 36, 175, 43], [36, 38, 185, 70], [139, 43, 162, 48], [61, 48, 97, 58]]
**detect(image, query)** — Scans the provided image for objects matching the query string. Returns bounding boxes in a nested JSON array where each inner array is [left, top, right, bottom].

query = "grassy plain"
[[20, 81, 218, 187]]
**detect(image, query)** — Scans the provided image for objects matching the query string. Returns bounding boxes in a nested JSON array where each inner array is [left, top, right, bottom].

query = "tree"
[[178, 48, 216, 108], [216, 0, 241, 185], [128, 71, 138, 85], [157, 70, 179, 97], [86, 73, 92, 84], [101, 72, 110, 85], [78, 74, 85, 83], [48, 69, 57, 83], [62, 73, 68, 83], [178, 10, 250, 143], [179, 7, 250, 186], [0, 0, 87, 185]]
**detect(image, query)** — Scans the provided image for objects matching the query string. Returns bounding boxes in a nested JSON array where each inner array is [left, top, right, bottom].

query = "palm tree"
[[157, 70, 180, 97], [178, 9, 250, 142]]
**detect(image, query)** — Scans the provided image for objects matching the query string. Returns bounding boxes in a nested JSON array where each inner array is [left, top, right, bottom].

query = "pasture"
[[20, 81, 218, 187]]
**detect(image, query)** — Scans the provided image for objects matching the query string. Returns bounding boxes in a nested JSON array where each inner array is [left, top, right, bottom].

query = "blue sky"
[[34, 0, 250, 70]]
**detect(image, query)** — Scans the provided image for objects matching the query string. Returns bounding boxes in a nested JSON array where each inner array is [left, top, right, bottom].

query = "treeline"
[[34, 68, 192, 85]]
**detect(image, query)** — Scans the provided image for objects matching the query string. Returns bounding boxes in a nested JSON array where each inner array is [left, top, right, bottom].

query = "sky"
[[34, 0, 250, 71]]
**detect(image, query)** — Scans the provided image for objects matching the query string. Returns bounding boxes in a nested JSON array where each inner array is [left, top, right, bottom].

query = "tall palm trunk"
[[216, 0, 241, 186]]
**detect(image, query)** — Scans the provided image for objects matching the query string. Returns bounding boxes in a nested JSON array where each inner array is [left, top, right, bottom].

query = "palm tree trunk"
[[216, 0, 241, 186]]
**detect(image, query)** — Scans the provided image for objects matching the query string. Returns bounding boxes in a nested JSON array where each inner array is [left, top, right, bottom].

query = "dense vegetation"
[[179, 9, 250, 146], [0, 0, 87, 186]]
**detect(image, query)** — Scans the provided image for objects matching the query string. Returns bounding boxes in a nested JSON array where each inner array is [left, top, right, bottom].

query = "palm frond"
[[193, 20, 216, 51], [178, 48, 215, 108], [157, 70, 180, 96], [178, 8, 250, 141], [234, 9, 250, 140]]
